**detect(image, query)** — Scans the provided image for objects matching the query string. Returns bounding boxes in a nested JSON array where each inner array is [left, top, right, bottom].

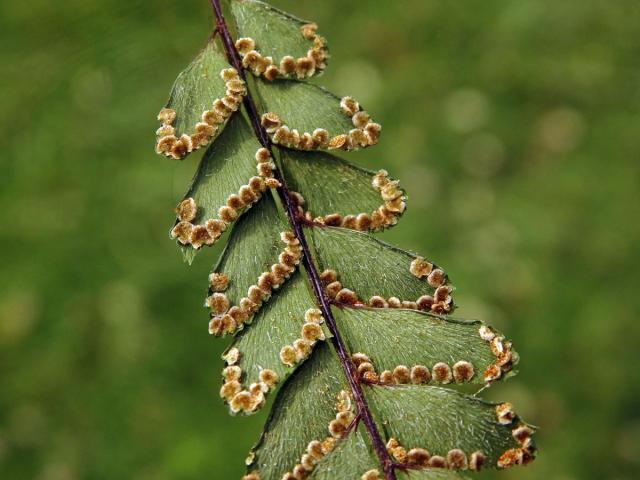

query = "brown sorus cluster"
[[319, 267, 451, 315], [498, 447, 535, 469], [494, 403, 536, 468], [279, 308, 326, 367], [220, 363, 279, 415], [170, 147, 280, 249], [208, 231, 302, 337], [360, 469, 380, 480], [235, 23, 328, 81], [209, 272, 229, 292], [351, 353, 476, 385], [219, 346, 281, 417], [155, 68, 246, 160], [386, 438, 487, 472], [260, 96, 381, 153], [318, 269, 364, 307], [279, 390, 353, 480], [478, 326, 515, 383], [409, 256, 453, 314], [265, 116, 332, 151], [219, 341, 280, 416]]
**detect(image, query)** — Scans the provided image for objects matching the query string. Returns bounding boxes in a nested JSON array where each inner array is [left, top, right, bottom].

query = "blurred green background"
[[1, 0, 639, 478]]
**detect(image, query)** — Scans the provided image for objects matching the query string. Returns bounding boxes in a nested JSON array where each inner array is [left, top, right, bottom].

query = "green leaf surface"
[[163, 39, 231, 138], [309, 227, 451, 304], [281, 150, 404, 229], [335, 308, 511, 385], [177, 112, 266, 262], [223, 271, 319, 410], [253, 77, 363, 147], [245, 343, 348, 479], [208, 194, 288, 321], [366, 385, 533, 468], [307, 427, 377, 480], [231, 0, 322, 67]]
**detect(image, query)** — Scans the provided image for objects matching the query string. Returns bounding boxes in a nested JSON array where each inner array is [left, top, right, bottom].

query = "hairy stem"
[[209, 1, 396, 478]]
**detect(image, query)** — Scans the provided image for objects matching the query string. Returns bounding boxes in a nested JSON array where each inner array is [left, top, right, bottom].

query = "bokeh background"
[[1, 0, 639, 478]]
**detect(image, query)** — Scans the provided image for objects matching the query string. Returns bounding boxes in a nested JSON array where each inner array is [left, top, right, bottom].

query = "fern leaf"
[[366, 386, 535, 469], [281, 151, 406, 231], [154, 0, 537, 478], [309, 227, 453, 312], [253, 78, 381, 151], [245, 344, 348, 479], [155, 40, 245, 160], [220, 271, 323, 414], [231, 0, 329, 81], [205, 195, 293, 337], [335, 308, 516, 386], [172, 113, 280, 262]]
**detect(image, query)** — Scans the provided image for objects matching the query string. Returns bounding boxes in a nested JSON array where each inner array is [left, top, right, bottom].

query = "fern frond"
[[153, 1, 537, 478]]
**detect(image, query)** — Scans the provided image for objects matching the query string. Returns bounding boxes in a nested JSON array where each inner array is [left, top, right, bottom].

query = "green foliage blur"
[[1, 0, 639, 478]]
